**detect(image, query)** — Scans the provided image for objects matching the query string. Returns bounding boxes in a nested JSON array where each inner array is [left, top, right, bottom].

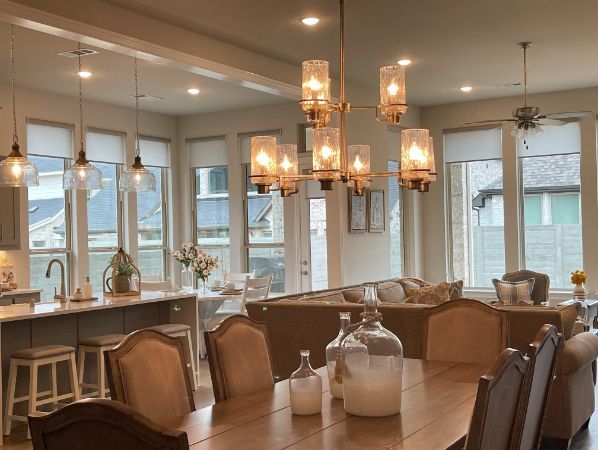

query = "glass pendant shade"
[[400, 128, 430, 181], [301, 60, 330, 110], [312, 127, 341, 189], [119, 155, 156, 192], [250, 136, 277, 194], [380, 65, 407, 124], [63, 157, 103, 190], [277, 144, 299, 197], [425, 137, 437, 182], [0, 144, 39, 186], [347, 145, 370, 176]]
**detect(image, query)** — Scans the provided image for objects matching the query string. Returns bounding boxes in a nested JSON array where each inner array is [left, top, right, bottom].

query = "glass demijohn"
[[341, 282, 403, 417], [326, 312, 351, 399], [289, 350, 322, 415]]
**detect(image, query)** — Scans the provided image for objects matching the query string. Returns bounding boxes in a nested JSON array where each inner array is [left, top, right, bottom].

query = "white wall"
[[1, 84, 177, 291], [420, 86, 598, 294]]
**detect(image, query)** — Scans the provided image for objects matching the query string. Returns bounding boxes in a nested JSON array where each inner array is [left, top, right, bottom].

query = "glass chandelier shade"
[[400, 128, 430, 181], [511, 121, 543, 150], [63, 43, 103, 190], [0, 25, 39, 187], [347, 144, 370, 176], [301, 60, 330, 110], [250, 136, 278, 194], [312, 127, 341, 189], [380, 65, 407, 124], [425, 137, 437, 182], [276, 144, 299, 197]]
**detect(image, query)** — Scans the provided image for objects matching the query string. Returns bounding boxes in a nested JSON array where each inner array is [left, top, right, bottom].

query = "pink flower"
[[202, 269, 209, 276]]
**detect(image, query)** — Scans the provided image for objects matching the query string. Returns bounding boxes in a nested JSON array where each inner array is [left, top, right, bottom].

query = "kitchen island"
[[0, 291, 199, 444]]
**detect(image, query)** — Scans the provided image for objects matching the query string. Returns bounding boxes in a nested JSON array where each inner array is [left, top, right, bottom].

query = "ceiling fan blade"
[[536, 117, 566, 126], [464, 119, 516, 125]]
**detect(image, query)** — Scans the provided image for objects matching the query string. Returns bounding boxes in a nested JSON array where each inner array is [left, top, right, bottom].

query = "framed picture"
[[368, 189, 385, 232], [348, 187, 367, 233]]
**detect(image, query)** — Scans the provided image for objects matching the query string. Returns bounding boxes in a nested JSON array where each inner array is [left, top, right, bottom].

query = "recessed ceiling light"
[[78, 71, 92, 78], [460, 85, 473, 92], [187, 88, 200, 95], [301, 17, 320, 26], [397, 59, 412, 66]]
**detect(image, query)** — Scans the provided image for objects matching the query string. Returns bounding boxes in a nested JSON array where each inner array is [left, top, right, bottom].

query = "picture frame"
[[368, 189, 385, 232], [348, 187, 367, 233]]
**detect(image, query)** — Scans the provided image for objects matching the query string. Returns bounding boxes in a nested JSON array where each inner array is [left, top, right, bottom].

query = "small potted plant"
[[103, 248, 140, 296], [571, 270, 588, 300]]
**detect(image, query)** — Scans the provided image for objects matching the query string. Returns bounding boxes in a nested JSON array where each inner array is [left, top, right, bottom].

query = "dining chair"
[[104, 330, 195, 423], [511, 324, 561, 450], [28, 398, 189, 450], [502, 270, 550, 305], [447, 348, 530, 450], [240, 274, 273, 314], [224, 271, 255, 289], [204, 314, 274, 403], [422, 298, 508, 365]]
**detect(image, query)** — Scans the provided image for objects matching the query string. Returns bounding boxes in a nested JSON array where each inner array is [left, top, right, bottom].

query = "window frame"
[[387, 159, 405, 278]]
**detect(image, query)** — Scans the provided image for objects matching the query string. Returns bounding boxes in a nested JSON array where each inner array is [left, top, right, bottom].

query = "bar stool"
[[77, 334, 126, 399], [4, 345, 80, 437], [146, 324, 198, 390]]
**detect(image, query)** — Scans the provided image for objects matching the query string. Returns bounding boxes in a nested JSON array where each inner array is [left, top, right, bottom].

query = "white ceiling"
[[0, 23, 289, 116], [104, 0, 598, 106]]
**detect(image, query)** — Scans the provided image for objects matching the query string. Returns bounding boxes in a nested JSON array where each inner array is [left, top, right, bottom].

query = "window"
[[445, 127, 505, 287], [136, 138, 170, 280], [240, 131, 285, 293], [85, 130, 125, 288], [388, 160, 403, 277], [26, 121, 73, 298], [519, 121, 582, 287], [188, 137, 230, 281]]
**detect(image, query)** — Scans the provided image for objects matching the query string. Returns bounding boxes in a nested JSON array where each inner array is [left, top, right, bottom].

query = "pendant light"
[[0, 25, 39, 187], [63, 43, 103, 190], [119, 57, 156, 192]]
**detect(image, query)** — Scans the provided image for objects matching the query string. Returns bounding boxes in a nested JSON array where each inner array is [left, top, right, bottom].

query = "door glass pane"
[[246, 166, 284, 245], [248, 247, 285, 293], [137, 167, 163, 246], [448, 159, 505, 287], [137, 249, 165, 280], [30, 253, 68, 299], [522, 154, 582, 287], [87, 162, 119, 248], [524, 195, 542, 225], [309, 198, 327, 291], [388, 160, 403, 277]]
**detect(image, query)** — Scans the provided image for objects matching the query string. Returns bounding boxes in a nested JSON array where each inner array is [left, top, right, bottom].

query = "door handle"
[[301, 270, 309, 275]]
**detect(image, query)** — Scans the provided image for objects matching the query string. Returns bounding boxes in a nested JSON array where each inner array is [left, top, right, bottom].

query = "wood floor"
[[2, 358, 597, 450]]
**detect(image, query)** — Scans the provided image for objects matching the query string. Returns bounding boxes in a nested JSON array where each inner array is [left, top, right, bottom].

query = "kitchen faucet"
[[45, 259, 66, 301]]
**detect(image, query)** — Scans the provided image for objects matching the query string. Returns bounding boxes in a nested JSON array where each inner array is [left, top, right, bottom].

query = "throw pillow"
[[492, 278, 535, 305], [448, 280, 464, 300], [342, 288, 364, 303], [403, 282, 451, 305], [377, 281, 408, 303]]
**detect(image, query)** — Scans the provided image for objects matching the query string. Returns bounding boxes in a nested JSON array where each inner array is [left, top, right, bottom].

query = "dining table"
[[168, 358, 487, 450]]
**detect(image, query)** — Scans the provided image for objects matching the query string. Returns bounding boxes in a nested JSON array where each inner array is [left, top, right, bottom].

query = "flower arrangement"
[[571, 270, 588, 286], [189, 250, 219, 283], [170, 242, 200, 268]]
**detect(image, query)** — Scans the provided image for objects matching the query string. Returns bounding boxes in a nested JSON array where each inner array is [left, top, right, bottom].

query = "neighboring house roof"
[[196, 196, 271, 229], [473, 154, 580, 207], [28, 198, 64, 232]]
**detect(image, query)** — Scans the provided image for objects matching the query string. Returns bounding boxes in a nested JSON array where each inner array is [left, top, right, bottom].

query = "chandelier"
[[249, 0, 436, 196]]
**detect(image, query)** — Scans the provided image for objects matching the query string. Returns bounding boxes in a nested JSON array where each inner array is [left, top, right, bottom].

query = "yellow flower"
[[571, 270, 588, 285]]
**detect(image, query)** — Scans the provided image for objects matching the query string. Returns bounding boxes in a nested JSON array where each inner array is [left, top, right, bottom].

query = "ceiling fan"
[[466, 42, 565, 149]]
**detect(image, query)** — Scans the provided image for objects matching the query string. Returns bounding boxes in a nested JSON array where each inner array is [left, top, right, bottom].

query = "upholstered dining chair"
[[447, 348, 530, 450], [28, 398, 189, 450], [104, 330, 195, 423], [423, 299, 508, 365], [511, 324, 561, 450], [502, 270, 550, 305], [240, 274, 273, 314], [204, 314, 274, 403]]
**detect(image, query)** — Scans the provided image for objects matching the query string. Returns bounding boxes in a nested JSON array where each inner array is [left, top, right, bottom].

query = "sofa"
[[246, 277, 598, 446]]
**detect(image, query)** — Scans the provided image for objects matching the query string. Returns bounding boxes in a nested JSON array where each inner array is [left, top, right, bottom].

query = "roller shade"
[[26, 121, 73, 159], [444, 127, 502, 163], [86, 129, 125, 164], [140, 137, 170, 168], [517, 120, 581, 157], [188, 136, 227, 168], [238, 130, 281, 164]]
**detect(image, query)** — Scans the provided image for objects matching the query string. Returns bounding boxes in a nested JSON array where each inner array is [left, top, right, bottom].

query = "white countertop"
[[1, 288, 42, 295], [0, 291, 197, 323]]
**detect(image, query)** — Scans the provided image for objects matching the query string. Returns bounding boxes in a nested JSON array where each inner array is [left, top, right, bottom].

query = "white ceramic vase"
[[573, 283, 586, 300]]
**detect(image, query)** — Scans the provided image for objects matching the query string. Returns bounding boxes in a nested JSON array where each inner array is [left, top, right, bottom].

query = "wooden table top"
[[168, 358, 486, 450]]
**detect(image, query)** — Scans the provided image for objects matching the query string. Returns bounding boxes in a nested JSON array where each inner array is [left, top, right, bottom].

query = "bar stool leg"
[[77, 347, 86, 396], [3, 360, 17, 436], [96, 349, 106, 399], [27, 361, 38, 439], [68, 354, 81, 401], [185, 330, 198, 390], [50, 362, 58, 410]]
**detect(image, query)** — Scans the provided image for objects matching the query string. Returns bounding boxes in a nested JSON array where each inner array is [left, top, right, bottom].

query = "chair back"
[[511, 324, 561, 450], [423, 299, 508, 365], [204, 314, 274, 403], [225, 271, 255, 289], [29, 398, 189, 450], [240, 274, 273, 313], [464, 348, 529, 450], [140, 280, 173, 291], [104, 330, 195, 423], [502, 270, 550, 305]]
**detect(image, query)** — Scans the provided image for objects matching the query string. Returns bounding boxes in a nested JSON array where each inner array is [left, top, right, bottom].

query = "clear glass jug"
[[289, 350, 322, 415], [326, 312, 351, 399]]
